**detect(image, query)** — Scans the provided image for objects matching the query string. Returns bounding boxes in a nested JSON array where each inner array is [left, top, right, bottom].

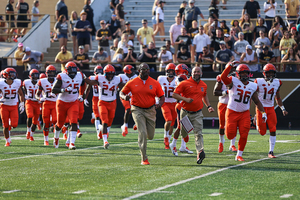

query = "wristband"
[[222, 90, 228, 96], [280, 105, 286, 111], [207, 105, 212, 109], [61, 89, 64, 93]]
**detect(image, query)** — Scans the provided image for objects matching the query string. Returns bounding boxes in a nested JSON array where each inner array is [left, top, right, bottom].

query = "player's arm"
[[220, 63, 233, 88], [120, 90, 130, 101], [84, 83, 92, 99], [202, 95, 214, 113], [252, 91, 265, 113], [84, 77, 98, 85], [172, 93, 193, 103], [118, 82, 125, 90], [52, 79, 64, 94], [155, 95, 165, 109], [18, 87, 25, 103], [213, 81, 226, 96], [35, 85, 44, 100], [275, 89, 288, 116]]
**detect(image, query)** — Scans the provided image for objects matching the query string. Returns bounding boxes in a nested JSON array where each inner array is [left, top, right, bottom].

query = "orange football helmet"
[[94, 65, 103, 75], [236, 64, 250, 81], [175, 64, 189, 76], [123, 65, 134, 75], [65, 62, 77, 79], [104, 64, 116, 81], [263, 64, 276, 81], [3, 68, 17, 80]]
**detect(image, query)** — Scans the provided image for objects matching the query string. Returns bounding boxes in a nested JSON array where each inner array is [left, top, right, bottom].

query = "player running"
[[254, 64, 288, 158]]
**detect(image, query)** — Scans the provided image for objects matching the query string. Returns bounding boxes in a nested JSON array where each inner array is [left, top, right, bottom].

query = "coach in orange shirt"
[[173, 66, 214, 165], [120, 63, 165, 165]]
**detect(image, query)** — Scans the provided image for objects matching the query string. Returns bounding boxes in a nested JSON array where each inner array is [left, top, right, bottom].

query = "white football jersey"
[[216, 75, 229, 104], [0, 79, 22, 106], [57, 72, 84, 103], [89, 75, 99, 97], [255, 78, 281, 107], [96, 75, 122, 101], [23, 79, 39, 102], [38, 78, 57, 102], [227, 77, 258, 112], [157, 75, 176, 103], [119, 73, 137, 97]]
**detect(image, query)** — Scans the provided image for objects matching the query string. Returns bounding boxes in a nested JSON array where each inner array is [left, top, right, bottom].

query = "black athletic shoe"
[[197, 150, 205, 164]]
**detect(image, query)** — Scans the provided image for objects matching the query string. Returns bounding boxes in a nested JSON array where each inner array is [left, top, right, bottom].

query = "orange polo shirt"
[[121, 76, 164, 108], [173, 77, 207, 112]]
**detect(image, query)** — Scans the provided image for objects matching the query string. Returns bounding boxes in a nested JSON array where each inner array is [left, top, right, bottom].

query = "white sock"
[[125, 123, 128, 127], [27, 127, 31, 133], [6, 137, 11, 143], [168, 134, 172, 143], [171, 138, 177, 147], [70, 131, 77, 144], [219, 134, 225, 144], [269, 136, 276, 152], [77, 124, 80, 130], [66, 130, 70, 144], [30, 131, 34, 137], [230, 137, 236, 146], [237, 150, 243, 157], [98, 124, 102, 132], [103, 134, 108, 143], [181, 139, 186, 149], [44, 136, 48, 142], [107, 126, 111, 133], [164, 130, 169, 138], [54, 129, 60, 138], [95, 120, 100, 134]]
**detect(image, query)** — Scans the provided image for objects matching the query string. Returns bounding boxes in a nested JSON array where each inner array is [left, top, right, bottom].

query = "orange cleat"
[[29, 136, 34, 141], [141, 159, 150, 165], [53, 138, 59, 148], [77, 129, 82, 138], [229, 145, 237, 152], [133, 124, 137, 130], [91, 118, 95, 124], [26, 132, 30, 139], [44, 141, 49, 146], [65, 143, 69, 148], [4, 142, 10, 147], [164, 137, 170, 149], [121, 124, 128, 137], [218, 143, 223, 153], [98, 131, 103, 140], [268, 151, 276, 158], [235, 156, 245, 161], [104, 141, 109, 149]]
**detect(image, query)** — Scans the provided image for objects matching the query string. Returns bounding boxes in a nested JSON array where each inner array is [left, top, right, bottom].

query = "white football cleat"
[[69, 143, 76, 150], [179, 146, 193, 154], [170, 143, 178, 156]]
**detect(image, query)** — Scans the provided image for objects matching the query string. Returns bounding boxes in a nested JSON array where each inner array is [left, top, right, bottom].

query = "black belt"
[[182, 108, 202, 114], [133, 105, 155, 110]]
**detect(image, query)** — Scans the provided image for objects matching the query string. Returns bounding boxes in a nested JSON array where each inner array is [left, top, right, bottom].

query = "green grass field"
[[0, 125, 299, 200]]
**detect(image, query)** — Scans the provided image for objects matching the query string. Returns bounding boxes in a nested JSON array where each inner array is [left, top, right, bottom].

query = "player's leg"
[[256, 107, 267, 136], [170, 104, 180, 156], [236, 110, 251, 161], [225, 109, 239, 154], [54, 100, 69, 148], [217, 102, 226, 153], [93, 97, 102, 138], [77, 101, 85, 138], [161, 103, 172, 149], [25, 101, 33, 139], [1, 105, 13, 146], [42, 102, 51, 146], [121, 98, 131, 137], [30, 102, 40, 141], [168, 103, 177, 142], [67, 101, 79, 150], [106, 100, 117, 142], [267, 107, 277, 158], [99, 100, 110, 148]]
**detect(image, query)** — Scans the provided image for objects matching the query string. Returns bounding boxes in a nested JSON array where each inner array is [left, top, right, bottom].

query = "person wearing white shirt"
[[158, 46, 173, 72], [118, 33, 133, 54], [264, 0, 277, 30], [192, 25, 211, 62]]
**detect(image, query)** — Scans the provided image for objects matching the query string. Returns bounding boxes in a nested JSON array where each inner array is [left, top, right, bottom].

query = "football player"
[[220, 63, 266, 161], [213, 61, 240, 153], [23, 69, 40, 141], [0, 68, 25, 146], [36, 65, 57, 146], [119, 65, 137, 137], [254, 64, 288, 158]]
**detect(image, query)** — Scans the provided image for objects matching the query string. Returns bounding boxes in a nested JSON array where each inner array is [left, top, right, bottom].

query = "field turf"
[[0, 125, 299, 200]]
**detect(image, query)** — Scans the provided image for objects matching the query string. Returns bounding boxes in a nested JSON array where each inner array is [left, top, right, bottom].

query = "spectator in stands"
[[55, 0, 68, 21], [154, 1, 166, 41], [211, 28, 223, 54], [169, 16, 184, 61], [215, 41, 235, 71], [158, 45, 173, 72], [204, 17, 214, 35], [187, 20, 199, 42], [242, 0, 261, 21], [259, 45, 275, 64], [222, 0, 227, 10], [123, 46, 137, 68], [165, 40, 175, 55], [177, 46, 191, 68], [74, 12, 92, 53], [182, 0, 204, 31], [22, 46, 44, 70], [254, 30, 271, 57], [234, 32, 250, 60], [54, 15, 69, 49], [198, 46, 214, 71], [14, 43, 25, 67], [192, 25, 211, 62], [107, 14, 121, 39], [147, 42, 158, 71], [209, 0, 219, 20], [270, 29, 281, 71], [31, 0, 40, 27], [231, 20, 242, 33], [118, 33, 133, 54], [229, 27, 239, 42], [109, 0, 119, 14], [279, 30, 296, 59], [175, 27, 192, 54], [92, 46, 109, 65], [284, 0, 299, 26], [290, 27, 300, 44], [137, 44, 157, 71], [116, 0, 126, 31], [253, 18, 268, 41], [220, 20, 229, 35], [73, 45, 89, 70], [16, 0, 30, 37], [137, 19, 155, 52], [268, 22, 283, 41], [110, 38, 119, 58], [281, 47, 300, 72], [5, 0, 16, 37], [152, 0, 159, 31], [224, 34, 233, 50], [83, 0, 96, 38], [240, 44, 259, 72], [55, 45, 73, 71], [96, 20, 112, 62], [111, 47, 123, 71], [122, 21, 135, 42], [209, 19, 220, 40], [70, 11, 79, 55], [178, 1, 187, 25], [274, 16, 287, 33], [264, 0, 277, 31], [240, 14, 254, 44]]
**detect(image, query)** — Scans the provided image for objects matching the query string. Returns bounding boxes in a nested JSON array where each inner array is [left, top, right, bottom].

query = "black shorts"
[[17, 21, 29, 28], [7, 22, 15, 28], [77, 37, 90, 46]]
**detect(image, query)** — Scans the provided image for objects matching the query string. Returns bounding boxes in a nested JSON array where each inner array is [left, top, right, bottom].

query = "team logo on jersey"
[[262, 84, 266, 86], [238, 85, 241, 88], [163, 83, 166, 85], [149, 85, 153, 90], [46, 85, 49, 87], [4, 87, 7, 89], [103, 81, 106, 84], [66, 81, 70, 83], [201, 87, 204, 92]]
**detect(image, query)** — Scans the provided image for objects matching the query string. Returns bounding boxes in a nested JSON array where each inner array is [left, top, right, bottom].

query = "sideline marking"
[[2, 190, 20, 193], [123, 149, 300, 200], [280, 194, 293, 198], [72, 190, 87, 194], [209, 193, 223, 196]]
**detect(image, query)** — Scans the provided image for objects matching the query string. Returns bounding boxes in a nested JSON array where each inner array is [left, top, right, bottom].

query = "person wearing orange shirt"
[[173, 66, 214, 165], [120, 63, 165, 165]]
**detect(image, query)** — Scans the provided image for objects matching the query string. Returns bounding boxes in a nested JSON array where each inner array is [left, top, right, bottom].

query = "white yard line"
[[72, 190, 87, 194], [123, 149, 300, 200], [2, 190, 20, 193]]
